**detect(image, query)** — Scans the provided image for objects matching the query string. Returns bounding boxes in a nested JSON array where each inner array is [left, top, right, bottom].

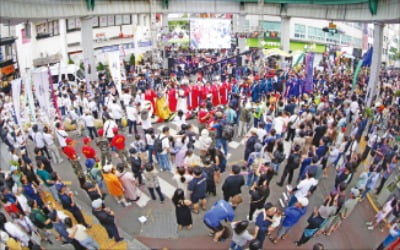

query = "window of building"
[[92, 17, 99, 28], [262, 21, 281, 38], [352, 37, 362, 48], [99, 16, 108, 27], [341, 34, 352, 45], [115, 15, 122, 26], [107, 16, 115, 26], [123, 15, 131, 25], [36, 20, 60, 39], [307, 26, 325, 42], [294, 24, 305, 39]]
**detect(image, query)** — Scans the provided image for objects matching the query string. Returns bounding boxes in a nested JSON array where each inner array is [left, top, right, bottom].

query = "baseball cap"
[[56, 183, 65, 192], [97, 129, 104, 136], [351, 187, 360, 197], [83, 137, 91, 144], [65, 138, 73, 145]]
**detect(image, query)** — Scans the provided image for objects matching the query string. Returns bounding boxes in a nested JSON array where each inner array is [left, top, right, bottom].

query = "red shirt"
[[82, 145, 96, 159], [211, 85, 220, 106], [198, 109, 208, 124], [220, 82, 229, 105], [63, 146, 77, 160], [110, 134, 126, 150]]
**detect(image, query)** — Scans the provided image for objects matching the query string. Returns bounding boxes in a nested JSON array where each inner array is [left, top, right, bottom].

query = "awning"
[[263, 48, 292, 58]]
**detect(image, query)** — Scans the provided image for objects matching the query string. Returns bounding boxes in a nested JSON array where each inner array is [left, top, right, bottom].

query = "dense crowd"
[[0, 49, 399, 250]]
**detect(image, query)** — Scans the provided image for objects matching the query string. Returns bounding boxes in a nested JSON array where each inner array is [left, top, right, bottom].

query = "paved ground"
[[0, 119, 388, 250]]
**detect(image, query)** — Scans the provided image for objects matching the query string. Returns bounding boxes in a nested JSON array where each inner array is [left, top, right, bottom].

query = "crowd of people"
[[0, 47, 399, 250]]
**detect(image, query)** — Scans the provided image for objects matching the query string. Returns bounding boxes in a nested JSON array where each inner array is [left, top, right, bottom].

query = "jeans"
[[247, 170, 258, 187], [278, 167, 295, 186], [80, 236, 99, 250], [147, 145, 154, 163], [277, 225, 292, 238], [272, 163, 280, 173], [48, 185, 60, 202], [361, 187, 371, 199], [104, 224, 122, 241], [100, 151, 112, 166], [148, 186, 164, 201], [286, 128, 296, 142], [216, 138, 228, 156], [128, 120, 137, 134], [87, 127, 98, 139], [230, 242, 242, 250], [157, 153, 171, 171], [287, 195, 298, 207]]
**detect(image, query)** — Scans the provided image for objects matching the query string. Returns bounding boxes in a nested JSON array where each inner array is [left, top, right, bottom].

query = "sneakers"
[[123, 202, 132, 207], [365, 222, 373, 226], [367, 226, 374, 230]]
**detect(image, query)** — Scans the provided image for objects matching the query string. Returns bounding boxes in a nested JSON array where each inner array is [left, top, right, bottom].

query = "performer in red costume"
[[188, 81, 200, 111], [201, 82, 211, 102], [211, 82, 220, 107], [167, 83, 178, 112], [144, 85, 157, 114], [220, 80, 230, 105]]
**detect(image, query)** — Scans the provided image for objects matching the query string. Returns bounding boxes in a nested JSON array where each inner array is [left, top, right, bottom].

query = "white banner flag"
[[11, 78, 22, 125], [107, 51, 122, 95], [32, 71, 50, 114], [24, 71, 36, 122]]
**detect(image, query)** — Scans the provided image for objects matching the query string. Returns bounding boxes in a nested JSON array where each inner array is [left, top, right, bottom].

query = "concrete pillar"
[[366, 22, 384, 107], [80, 16, 96, 81], [280, 16, 291, 52], [162, 13, 168, 30], [238, 14, 247, 52], [59, 19, 68, 64]]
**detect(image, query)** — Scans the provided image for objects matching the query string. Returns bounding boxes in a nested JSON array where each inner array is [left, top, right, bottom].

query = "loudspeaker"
[[168, 58, 175, 70], [240, 1, 245, 11]]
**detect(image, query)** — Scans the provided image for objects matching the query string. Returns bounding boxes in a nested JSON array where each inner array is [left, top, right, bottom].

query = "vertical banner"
[[119, 45, 127, 82], [107, 51, 122, 95], [25, 71, 36, 123], [11, 78, 22, 125], [32, 71, 50, 114], [303, 52, 314, 94], [48, 67, 62, 121], [352, 60, 363, 90]]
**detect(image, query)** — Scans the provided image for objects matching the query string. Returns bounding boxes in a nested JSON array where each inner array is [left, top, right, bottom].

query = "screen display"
[[190, 19, 231, 49]]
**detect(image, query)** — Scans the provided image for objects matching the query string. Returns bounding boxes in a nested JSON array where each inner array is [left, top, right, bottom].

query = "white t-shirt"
[[161, 134, 170, 155], [67, 224, 90, 242], [126, 106, 138, 121], [111, 103, 123, 119], [273, 117, 285, 135], [4, 222, 30, 246], [43, 133, 55, 146], [122, 93, 132, 107], [141, 117, 152, 130], [294, 178, 318, 199], [145, 134, 154, 146], [33, 131, 46, 148], [103, 120, 118, 138], [231, 222, 253, 247], [83, 114, 95, 127], [55, 129, 68, 147]]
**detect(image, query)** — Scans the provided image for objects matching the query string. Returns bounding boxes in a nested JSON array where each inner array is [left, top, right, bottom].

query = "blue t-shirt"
[[255, 211, 273, 233], [188, 172, 208, 198], [203, 200, 235, 228], [282, 206, 307, 227]]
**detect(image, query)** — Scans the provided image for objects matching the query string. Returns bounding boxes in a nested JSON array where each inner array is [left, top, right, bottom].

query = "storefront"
[[246, 38, 326, 53]]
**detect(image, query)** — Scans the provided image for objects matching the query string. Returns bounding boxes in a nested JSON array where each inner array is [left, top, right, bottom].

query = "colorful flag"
[[11, 78, 22, 125], [303, 52, 314, 94], [362, 47, 373, 67], [352, 60, 363, 90]]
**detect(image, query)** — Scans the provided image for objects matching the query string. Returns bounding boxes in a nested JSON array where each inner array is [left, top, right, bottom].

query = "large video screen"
[[190, 19, 231, 49]]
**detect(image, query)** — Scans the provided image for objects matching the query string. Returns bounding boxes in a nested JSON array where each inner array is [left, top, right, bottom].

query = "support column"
[[280, 16, 291, 52], [237, 14, 247, 52], [59, 19, 68, 64], [80, 16, 96, 82], [366, 22, 384, 107], [162, 13, 168, 30]]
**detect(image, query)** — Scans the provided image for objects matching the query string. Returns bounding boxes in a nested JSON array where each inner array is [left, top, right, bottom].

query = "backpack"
[[288, 153, 301, 169], [130, 156, 142, 172], [154, 135, 167, 153], [273, 150, 286, 164], [222, 124, 234, 141], [29, 210, 46, 229]]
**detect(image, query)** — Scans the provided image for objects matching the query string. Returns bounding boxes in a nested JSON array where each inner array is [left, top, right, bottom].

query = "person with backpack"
[[271, 141, 286, 173], [155, 126, 172, 172], [244, 128, 259, 161], [212, 112, 229, 156], [277, 144, 301, 187]]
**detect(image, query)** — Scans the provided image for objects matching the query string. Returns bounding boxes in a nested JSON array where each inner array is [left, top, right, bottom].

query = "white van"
[[33, 64, 85, 89]]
